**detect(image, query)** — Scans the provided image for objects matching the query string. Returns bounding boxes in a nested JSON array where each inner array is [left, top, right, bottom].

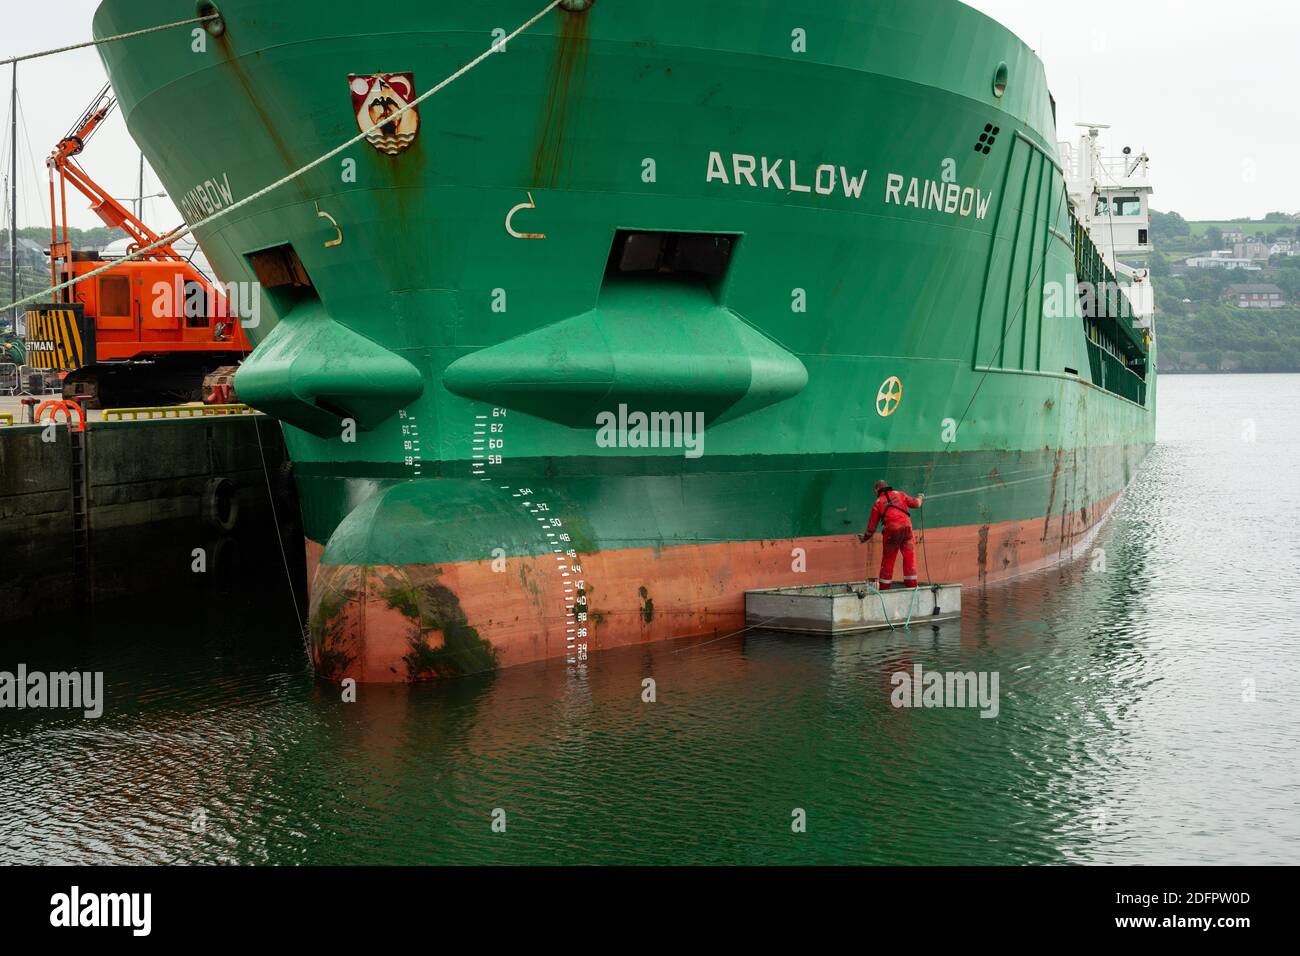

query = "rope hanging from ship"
[[0, 0, 564, 316], [0, 13, 223, 67]]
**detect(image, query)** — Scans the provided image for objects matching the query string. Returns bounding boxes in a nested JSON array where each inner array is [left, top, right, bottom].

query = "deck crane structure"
[[33, 84, 248, 406]]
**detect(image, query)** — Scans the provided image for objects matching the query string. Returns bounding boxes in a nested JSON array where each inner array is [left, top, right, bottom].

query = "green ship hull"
[[94, 0, 1155, 681]]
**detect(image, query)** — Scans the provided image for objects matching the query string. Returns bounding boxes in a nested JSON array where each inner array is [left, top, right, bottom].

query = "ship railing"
[[1095, 155, 1148, 182], [0, 362, 17, 395], [101, 403, 255, 421], [1087, 341, 1147, 405], [1072, 215, 1146, 342], [1057, 141, 1076, 176], [1055, 145, 1149, 187], [1071, 206, 1150, 404]]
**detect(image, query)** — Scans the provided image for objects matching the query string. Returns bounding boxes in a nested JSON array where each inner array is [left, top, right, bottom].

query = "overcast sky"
[[2, 0, 1297, 231]]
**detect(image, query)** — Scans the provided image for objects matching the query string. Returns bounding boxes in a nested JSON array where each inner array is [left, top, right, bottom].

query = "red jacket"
[[867, 488, 921, 535]]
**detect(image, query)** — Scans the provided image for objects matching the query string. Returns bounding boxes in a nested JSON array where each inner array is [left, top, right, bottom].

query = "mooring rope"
[[0, 0, 562, 315], [249, 413, 309, 661], [672, 615, 785, 654], [0, 14, 220, 67]]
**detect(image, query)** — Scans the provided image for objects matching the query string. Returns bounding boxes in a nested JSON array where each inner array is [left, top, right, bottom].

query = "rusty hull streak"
[[1042, 447, 1063, 541], [638, 585, 654, 625], [214, 33, 314, 204], [532, 10, 591, 188]]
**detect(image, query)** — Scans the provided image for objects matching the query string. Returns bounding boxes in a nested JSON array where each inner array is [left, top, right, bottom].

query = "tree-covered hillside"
[[1148, 212, 1300, 372]]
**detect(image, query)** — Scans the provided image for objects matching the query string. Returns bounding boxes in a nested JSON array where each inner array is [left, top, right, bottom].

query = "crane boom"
[[46, 88, 185, 279]]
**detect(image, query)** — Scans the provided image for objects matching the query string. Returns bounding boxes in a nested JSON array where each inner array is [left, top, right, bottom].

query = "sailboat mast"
[[8, 64, 16, 329]]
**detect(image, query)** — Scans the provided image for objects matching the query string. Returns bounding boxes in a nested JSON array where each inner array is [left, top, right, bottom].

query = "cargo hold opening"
[[245, 242, 316, 314], [604, 230, 739, 297]]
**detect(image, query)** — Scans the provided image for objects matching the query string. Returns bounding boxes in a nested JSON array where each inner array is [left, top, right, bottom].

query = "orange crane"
[[30, 85, 249, 407]]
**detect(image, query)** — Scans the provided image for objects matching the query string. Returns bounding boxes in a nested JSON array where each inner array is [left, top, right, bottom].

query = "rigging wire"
[[63, 82, 114, 144], [250, 413, 308, 660], [14, 108, 29, 231], [1094, 140, 1126, 279], [0, 76, 11, 183], [0, 15, 220, 68], [1, 85, 11, 253], [1, 71, 11, 241], [16, 86, 47, 229]]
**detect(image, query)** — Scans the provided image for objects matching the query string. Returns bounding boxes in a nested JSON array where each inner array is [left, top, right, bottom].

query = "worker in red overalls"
[[859, 479, 925, 590]]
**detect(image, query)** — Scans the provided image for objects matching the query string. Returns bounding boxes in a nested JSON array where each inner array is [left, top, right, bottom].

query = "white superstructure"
[[1058, 124, 1155, 328]]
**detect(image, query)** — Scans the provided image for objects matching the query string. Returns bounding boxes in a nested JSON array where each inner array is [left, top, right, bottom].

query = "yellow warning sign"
[[23, 305, 92, 371]]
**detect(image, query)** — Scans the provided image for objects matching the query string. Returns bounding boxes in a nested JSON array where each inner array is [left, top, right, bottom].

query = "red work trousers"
[[878, 526, 917, 590]]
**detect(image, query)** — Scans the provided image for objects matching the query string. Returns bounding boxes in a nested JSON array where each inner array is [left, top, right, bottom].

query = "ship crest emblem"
[[349, 72, 419, 155]]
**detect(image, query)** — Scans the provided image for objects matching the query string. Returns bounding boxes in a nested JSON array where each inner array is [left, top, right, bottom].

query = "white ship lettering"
[[884, 172, 994, 221], [177, 172, 235, 223], [704, 151, 991, 220], [706, 151, 869, 200]]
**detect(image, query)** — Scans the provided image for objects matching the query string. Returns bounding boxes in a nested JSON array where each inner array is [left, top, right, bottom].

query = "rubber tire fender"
[[202, 476, 240, 533]]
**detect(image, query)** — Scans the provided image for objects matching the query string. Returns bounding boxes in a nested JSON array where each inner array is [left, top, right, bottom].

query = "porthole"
[[993, 62, 1009, 98]]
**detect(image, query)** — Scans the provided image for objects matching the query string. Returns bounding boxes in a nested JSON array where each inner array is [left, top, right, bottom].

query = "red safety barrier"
[[34, 399, 87, 433]]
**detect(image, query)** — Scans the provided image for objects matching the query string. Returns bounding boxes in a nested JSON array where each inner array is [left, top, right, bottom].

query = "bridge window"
[[1113, 196, 1142, 217]]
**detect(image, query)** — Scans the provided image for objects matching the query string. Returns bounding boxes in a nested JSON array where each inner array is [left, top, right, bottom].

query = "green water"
[[2, 373, 1297, 865]]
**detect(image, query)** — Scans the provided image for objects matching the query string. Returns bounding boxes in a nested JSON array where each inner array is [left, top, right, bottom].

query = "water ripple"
[[3, 375, 1299, 864]]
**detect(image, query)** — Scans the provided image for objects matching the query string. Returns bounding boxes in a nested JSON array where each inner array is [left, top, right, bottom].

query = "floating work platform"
[[746, 582, 962, 634]]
